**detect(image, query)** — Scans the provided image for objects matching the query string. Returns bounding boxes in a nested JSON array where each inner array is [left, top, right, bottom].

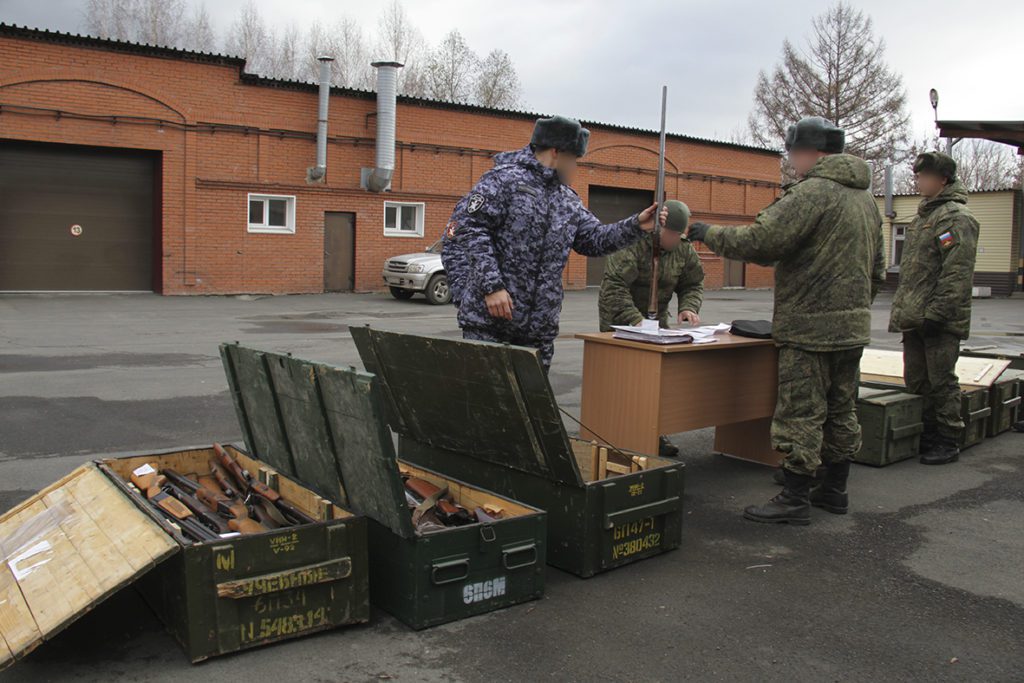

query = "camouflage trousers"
[[461, 328, 554, 370], [772, 346, 864, 476], [902, 330, 964, 439]]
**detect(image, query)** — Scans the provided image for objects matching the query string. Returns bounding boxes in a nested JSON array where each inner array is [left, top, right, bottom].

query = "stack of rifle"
[[127, 443, 316, 543], [402, 475, 504, 533]]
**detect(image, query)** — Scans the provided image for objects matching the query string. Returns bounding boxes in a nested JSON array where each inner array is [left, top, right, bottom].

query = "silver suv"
[[382, 240, 452, 305]]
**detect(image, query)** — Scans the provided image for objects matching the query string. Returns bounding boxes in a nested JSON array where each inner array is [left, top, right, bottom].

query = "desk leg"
[[714, 417, 783, 467]]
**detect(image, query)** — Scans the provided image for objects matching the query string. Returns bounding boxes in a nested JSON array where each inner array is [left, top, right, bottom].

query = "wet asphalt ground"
[[0, 289, 1022, 682]]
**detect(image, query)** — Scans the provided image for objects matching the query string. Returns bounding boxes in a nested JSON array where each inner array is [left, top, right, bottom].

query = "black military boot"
[[920, 434, 959, 465], [744, 469, 812, 525], [772, 465, 824, 486], [918, 428, 938, 455], [809, 460, 850, 514], [659, 436, 680, 458]]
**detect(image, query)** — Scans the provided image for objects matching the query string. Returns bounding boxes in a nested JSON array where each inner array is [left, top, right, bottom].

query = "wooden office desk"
[[576, 332, 782, 466]]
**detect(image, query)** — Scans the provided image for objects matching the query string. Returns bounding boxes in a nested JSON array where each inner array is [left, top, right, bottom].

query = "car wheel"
[[389, 287, 415, 300], [424, 274, 452, 305]]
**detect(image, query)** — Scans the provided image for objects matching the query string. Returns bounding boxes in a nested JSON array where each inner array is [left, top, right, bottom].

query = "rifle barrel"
[[648, 86, 668, 320]]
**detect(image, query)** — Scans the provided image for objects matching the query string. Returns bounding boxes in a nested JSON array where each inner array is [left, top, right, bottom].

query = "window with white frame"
[[383, 201, 425, 237], [891, 223, 908, 265], [248, 194, 296, 234]]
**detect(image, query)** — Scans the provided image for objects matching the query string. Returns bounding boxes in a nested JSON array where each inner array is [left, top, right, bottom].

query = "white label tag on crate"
[[132, 463, 157, 478]]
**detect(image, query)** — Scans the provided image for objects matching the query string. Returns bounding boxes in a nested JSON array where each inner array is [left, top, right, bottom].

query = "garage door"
[[586, 186, 654, 286], [0, 141, 157, 291]]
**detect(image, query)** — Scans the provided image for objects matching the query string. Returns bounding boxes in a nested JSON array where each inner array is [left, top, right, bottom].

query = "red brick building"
[[0, 24, 781, 295]]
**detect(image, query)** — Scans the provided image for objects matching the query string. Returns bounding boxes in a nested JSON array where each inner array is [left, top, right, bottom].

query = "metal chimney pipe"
[[884, 164, 895, 218], [308, 55, 333, 182], [364, 61, 404, 192]]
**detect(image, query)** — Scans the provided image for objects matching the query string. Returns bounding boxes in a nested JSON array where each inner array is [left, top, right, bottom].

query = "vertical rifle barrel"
[[647, 86, 668, 320]]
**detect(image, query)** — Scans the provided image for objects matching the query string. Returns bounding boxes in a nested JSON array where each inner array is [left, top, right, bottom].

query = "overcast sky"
[[4, 0, 1022, 147]]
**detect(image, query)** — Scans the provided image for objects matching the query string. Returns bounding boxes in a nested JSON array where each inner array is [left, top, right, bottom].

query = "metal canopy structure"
[[936, 120, 1024, 154]]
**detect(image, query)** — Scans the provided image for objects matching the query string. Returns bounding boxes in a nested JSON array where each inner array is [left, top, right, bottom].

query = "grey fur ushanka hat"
[[785, 116, 845, 154], [531, 116, 590, 157]]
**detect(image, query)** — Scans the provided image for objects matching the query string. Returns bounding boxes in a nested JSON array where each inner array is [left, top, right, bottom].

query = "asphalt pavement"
[[0, 288, 1022, 683]]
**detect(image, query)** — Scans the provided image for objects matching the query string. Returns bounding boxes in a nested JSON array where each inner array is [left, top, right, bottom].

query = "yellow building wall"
[[875, 190, 1018, 273]]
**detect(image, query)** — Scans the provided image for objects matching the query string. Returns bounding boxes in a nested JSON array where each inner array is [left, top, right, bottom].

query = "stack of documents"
[[611, 322, 731, 345]]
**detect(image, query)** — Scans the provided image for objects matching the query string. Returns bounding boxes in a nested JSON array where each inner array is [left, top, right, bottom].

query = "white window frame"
[[383, 201, 425, 238], [247, 193, 296, 234], [891, 223, 908, 265]]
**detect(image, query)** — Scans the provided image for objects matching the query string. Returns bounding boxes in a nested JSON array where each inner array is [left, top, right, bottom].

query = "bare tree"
[[748, 2, 910, 184], [424, 30, 478, 102], [895, 134, 1022, 193], [305, 18, 374, 89], [265, 22, 302, 80], [375, 0, 427, 96], [474, 49, 521, 109], [183, 2, 216, 53], [85, 0, 188, 46], [224, 0, 269, 74]]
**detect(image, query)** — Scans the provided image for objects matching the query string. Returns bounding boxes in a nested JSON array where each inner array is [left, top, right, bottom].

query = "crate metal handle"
[[889, 422, 923, 440], [1002, 396, 1022, 408], [968, 407, 992, 420], [502, 543, 538, 571], [430, 558, 470, 586], [603, 497, 680, 530]]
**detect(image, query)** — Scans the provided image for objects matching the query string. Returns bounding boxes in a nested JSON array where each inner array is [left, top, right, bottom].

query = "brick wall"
[[0, 29, 781, 294]]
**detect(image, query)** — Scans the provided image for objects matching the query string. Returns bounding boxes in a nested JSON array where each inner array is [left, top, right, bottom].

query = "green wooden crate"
[[987, 371, 1022, 437], [350, 327, 685, 579], [853, 387, 923, 466], [960, 344, 1024, 371], [100, 445, 370, 663], [220, 344, 546, 630], [0, 443, 369, 670], [960, 387, 991, 450]]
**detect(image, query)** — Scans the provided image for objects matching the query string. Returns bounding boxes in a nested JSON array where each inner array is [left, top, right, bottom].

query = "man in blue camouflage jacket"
[[442, 116, 659, 368]]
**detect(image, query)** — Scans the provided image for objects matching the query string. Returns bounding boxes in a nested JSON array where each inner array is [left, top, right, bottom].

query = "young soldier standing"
[[688, 117, 885, 525], [889, 152, 980, 465]]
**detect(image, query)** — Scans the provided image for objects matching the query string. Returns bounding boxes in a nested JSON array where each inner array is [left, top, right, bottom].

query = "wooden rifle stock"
[[212, 443, 316, 525], [163, 482, 230, 534], [147, 489, 218, 542]]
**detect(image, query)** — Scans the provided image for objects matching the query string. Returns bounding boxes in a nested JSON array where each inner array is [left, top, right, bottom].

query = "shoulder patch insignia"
[[938, 231, 956, 249], [445, 220, 458, 239], [467, 194, 486, 214]]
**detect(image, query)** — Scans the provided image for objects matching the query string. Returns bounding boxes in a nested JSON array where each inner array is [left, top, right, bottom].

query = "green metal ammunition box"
[[960, 387, 991, 450], [350, 327, 684, 579], [853, 388, 923, 466], [986, 371, 1022, 437], [221, 344, 546, 630], [0, 444, 369, 670]]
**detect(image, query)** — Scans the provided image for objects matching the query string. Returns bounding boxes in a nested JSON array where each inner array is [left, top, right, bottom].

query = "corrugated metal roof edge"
[[874, 188, 1022, 198], [0, 22, 781, 157]]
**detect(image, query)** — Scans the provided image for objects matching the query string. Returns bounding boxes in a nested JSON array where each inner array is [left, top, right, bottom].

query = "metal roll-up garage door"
[[0, 141, 157, 291], [585, 186, 654, 286]]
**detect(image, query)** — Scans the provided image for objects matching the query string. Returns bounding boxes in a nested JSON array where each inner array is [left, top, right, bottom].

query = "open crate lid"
[[350, 326, 584, 487], [0, 463, 178, 670], [220, 343, 415, 539], [860, 348, 1010, 388]]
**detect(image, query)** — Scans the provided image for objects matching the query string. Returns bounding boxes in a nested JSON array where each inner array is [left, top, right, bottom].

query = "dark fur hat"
[[532, 116, 590, 157], [913, 151, 957, 182], [785, 116, 845, 154]]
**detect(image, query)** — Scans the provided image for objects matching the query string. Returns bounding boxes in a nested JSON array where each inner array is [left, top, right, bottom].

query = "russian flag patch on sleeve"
[[938, 231, 956, 249]]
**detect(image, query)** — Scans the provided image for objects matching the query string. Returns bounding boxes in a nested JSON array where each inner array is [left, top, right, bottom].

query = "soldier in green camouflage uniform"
[[889, 152, 980, 465], [598, 200, 704, 331], [688, 117, 885, 525], [598, 200, 703, 457]]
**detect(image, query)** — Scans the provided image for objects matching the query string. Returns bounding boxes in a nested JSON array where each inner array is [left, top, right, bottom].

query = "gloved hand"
[[921, 318, 944, 338], [687, 222, 711, 242]]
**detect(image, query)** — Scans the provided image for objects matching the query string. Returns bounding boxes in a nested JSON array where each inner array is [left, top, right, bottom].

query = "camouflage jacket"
[[703, 153, 885, 351], [888, 181, 979, 339], [597, 234, 704, 331], [442, 146, 645, 344]]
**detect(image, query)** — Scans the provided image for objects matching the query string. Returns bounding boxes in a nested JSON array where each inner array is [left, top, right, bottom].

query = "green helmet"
[[912, 151, 957, 182], [662, 200, 691, 233], [784, 116, 845, 154]]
